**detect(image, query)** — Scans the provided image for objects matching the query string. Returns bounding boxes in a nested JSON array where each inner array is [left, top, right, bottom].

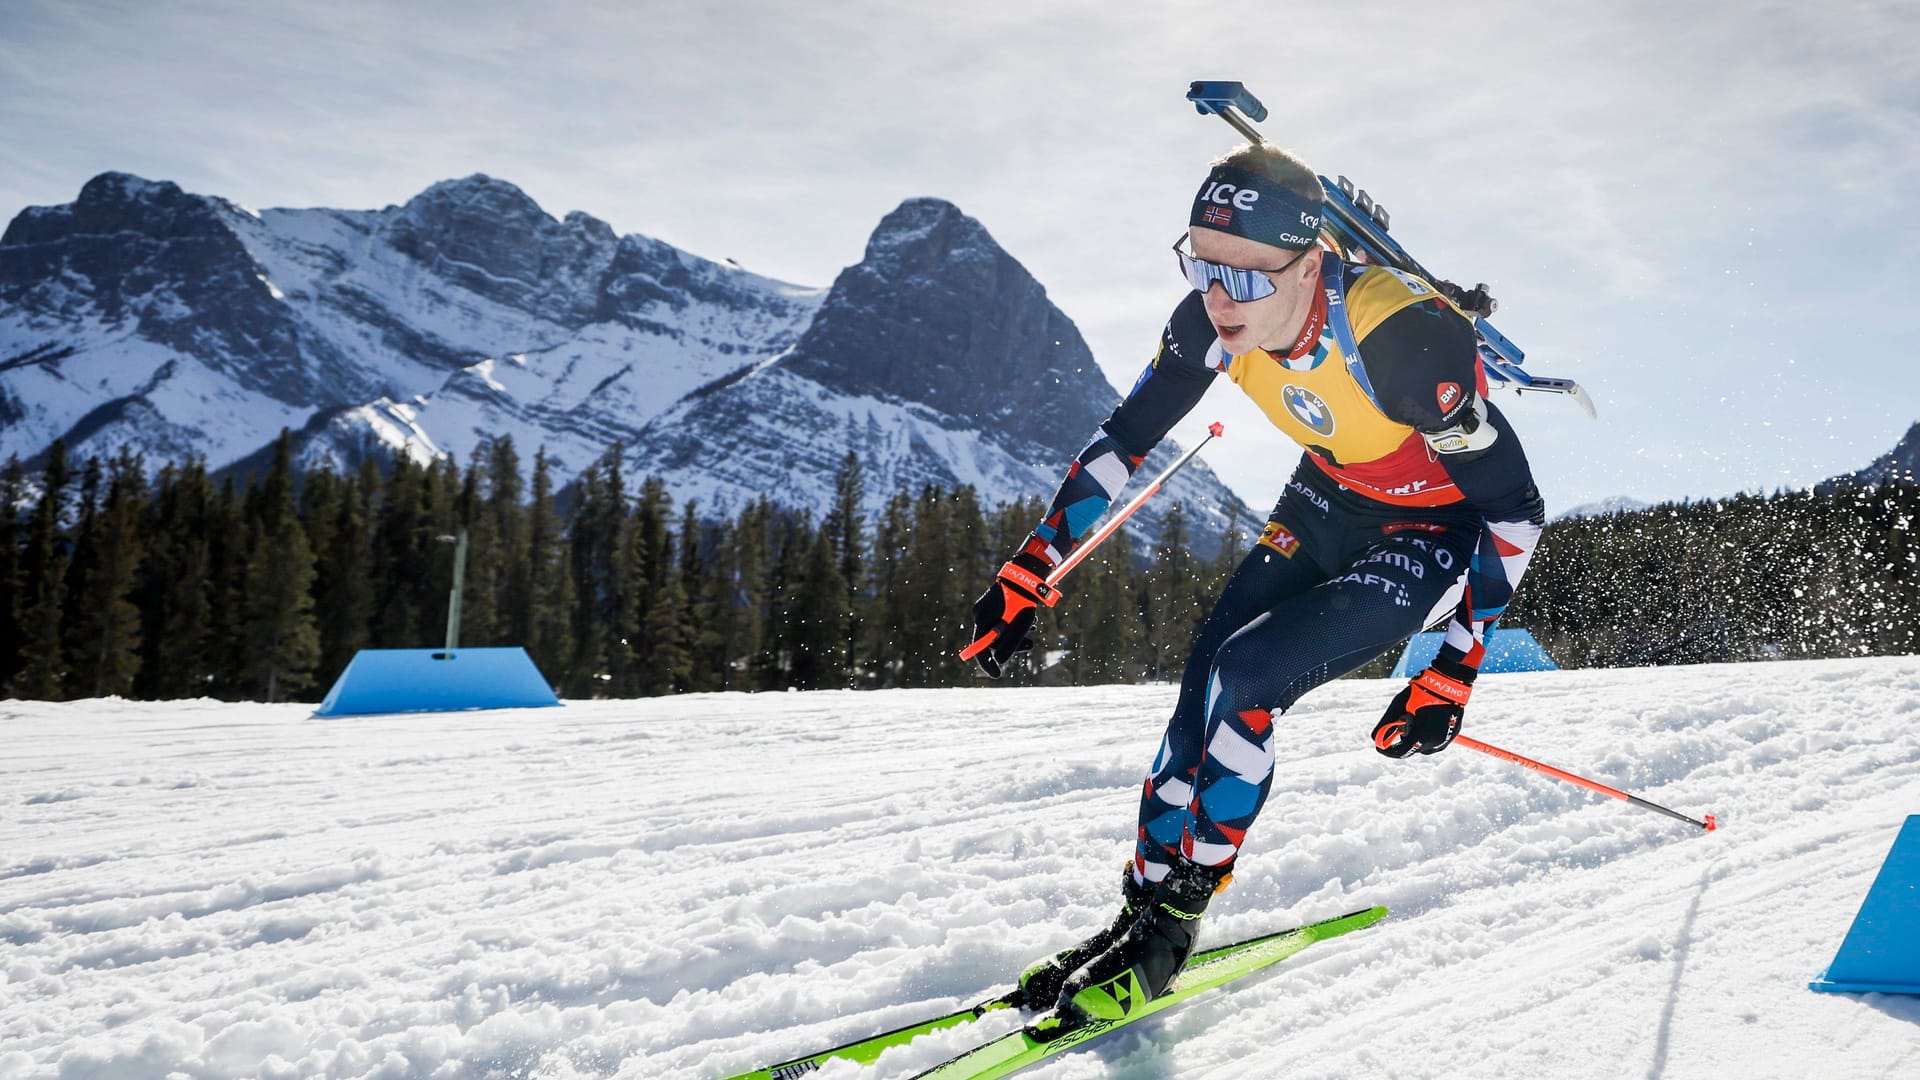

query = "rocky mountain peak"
[[399, 174, 550, 232], [382, 174, 620, 328], [858, 197, 994, 268], [0, 172, 301, 396], [783, 198, 1110, 452], [3, 171, 224, 250]]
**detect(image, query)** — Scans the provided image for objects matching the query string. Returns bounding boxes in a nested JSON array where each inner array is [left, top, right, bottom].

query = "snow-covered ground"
[[6, 658, 1920, 1079]]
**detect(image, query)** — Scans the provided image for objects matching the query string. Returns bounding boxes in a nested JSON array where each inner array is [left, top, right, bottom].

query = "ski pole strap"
[[1411, 666, 1472, 707], [958, 628, 999, 662], [996, 560, 1062, 607]]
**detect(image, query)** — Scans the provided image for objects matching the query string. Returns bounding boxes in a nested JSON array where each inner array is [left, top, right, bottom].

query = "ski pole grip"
[[959, 562, 1064, 662]]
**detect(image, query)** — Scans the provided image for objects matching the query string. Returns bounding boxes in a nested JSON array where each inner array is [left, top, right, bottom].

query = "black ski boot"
[[1016, 864, 1153, 1007], [1056, 858, 1232, 1021]]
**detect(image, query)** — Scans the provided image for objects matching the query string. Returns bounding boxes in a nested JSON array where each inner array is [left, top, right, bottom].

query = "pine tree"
[[677, 500, 723, 692], [201, 476, 250, 699], [67, 447, 146, 697], [525, 448, 573, 690], [56, 455, 106, 694], [756, 507, 814, 688], [12, 442, 72, 699], [369, 457, 428, 649], [714, 499, 771, 690], [822, 451, 866, 681], [134, 462, 219, 698], [0, 455, 27, 689], [788, 527, 849, 690], [626, 476, 674, 695], [890, 486, 984, 687], [1139, 505, 1206, 681], [891, 489, 945, 687], [485, 438, 531, 647], [866, 491, 913, 688], [565, 450, 633, 697], [944, 486, 995, 684], [1058, 536, 1144, 685], [237, 433, 320, 701], [639, 549, 692, 694], [307, 463, 373, 687]]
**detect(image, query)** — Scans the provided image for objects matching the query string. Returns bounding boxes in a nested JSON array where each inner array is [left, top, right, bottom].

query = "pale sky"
[[4, 0, 1917, 514]]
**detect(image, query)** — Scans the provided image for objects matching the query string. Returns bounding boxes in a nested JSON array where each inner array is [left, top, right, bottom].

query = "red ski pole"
[[1454, 734, 1718, 832], [960, 422, 1224, 662]]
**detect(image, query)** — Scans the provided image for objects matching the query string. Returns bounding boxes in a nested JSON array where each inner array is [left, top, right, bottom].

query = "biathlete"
[[965, 140, 1547, 1023]]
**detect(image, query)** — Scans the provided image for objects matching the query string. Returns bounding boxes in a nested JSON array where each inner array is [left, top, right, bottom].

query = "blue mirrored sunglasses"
[[1172, 234, 1312, 303]]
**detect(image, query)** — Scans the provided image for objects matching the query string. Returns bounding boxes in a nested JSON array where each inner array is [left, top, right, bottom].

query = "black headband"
[[1189, 165, 1325, 252]]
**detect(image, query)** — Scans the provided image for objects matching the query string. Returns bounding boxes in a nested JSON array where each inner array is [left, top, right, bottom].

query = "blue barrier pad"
[[1811, 815, 1920, 994], [314, 647, 560, 716], [1391, 627, 1559, 679]]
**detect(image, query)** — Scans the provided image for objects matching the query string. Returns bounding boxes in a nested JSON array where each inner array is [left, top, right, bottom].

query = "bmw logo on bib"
[[1283, 385, 1336, 437]]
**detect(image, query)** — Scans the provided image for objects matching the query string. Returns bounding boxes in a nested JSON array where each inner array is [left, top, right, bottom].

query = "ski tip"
[[1321, 905, 1389, 932]]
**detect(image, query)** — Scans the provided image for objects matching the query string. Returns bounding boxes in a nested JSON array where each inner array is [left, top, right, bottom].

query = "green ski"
[[718, 993, 1023, 1080], [719, 906, 1386, 1080], [908, 906, 1388, 1080]]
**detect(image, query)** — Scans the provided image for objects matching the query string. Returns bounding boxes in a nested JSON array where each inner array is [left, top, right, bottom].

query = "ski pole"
[[1453, 734, 1718, 832], [960, 421, 1224, 662]]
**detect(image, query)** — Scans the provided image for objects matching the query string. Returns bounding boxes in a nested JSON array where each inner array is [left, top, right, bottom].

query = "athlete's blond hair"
[[1212, 142, 1324, 211]]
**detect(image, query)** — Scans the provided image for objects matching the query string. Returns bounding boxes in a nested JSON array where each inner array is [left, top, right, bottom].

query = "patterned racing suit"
[[1023, 257, 1548, 881]]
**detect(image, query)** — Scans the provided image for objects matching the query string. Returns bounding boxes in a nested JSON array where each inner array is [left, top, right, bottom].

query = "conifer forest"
[[2, 434, 1916, 702]]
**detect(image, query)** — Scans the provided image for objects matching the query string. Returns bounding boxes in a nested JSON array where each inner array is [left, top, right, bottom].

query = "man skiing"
[[965, 140, 1546, 1024]]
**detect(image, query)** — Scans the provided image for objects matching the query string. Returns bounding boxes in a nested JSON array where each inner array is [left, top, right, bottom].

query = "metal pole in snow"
[[444, 528, 469, 651]]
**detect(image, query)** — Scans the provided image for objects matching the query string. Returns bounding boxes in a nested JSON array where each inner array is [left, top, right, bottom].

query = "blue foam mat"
[[314, 647, 560, 717]]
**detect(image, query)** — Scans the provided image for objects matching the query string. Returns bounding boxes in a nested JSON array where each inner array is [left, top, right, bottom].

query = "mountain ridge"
[[1, 172, 1248, 550]]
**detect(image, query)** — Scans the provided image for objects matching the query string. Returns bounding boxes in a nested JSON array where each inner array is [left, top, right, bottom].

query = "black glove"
[[1372, 657, 1475, 758], [965, 553, 1055, 678]]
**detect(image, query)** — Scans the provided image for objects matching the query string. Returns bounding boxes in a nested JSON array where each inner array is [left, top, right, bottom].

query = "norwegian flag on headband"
[[1203, 205, 1233, 226]]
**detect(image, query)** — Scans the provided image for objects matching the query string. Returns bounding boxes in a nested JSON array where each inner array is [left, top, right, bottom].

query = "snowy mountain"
[[1823, 419, 1920, 491], [6, 657, 1920, 1077], [1553, 495, 1652, 520], [0, 173, 1249, 545]]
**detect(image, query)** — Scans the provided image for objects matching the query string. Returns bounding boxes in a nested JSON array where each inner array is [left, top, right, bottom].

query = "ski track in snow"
[[4, 658, 1920, 1079]]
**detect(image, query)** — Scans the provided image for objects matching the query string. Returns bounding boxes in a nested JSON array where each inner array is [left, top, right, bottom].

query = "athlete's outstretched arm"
[[1021, 292, 1220, 565]]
